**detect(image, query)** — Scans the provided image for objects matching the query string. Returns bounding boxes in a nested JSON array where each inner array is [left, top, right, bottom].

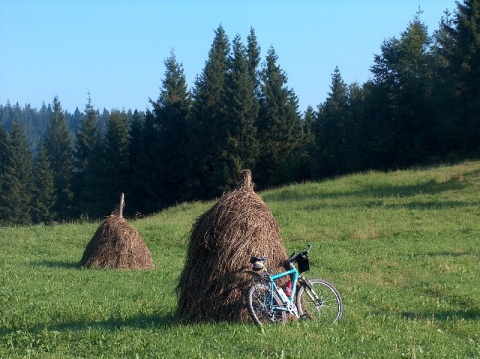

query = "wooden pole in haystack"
[[119, 192, 125, 218]]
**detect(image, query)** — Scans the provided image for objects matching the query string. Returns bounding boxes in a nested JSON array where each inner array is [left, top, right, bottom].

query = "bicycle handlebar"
[[250, 245, 311, 267], [287, 244, 311, 264]]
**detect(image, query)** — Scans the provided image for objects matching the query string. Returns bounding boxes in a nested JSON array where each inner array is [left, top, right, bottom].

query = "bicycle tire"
[[296, 278, 343, 324], [247, 282, 286, 326]]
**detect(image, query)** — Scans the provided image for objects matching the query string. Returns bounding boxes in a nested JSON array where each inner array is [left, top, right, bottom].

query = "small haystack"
[[80, 194, 155, 269], [176, 170, 288, 322]]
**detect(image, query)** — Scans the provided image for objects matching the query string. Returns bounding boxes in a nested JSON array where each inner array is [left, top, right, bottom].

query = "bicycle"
[[245, 245, 343, 326]]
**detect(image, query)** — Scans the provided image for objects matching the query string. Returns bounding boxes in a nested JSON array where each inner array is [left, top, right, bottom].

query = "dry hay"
[[176, 170, 288, 322], [79, 211, 155, 269]]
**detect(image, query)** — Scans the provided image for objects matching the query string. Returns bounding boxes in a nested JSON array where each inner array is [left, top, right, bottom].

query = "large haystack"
[[80, 195, 155, 269], [176, 170, 288, 322]]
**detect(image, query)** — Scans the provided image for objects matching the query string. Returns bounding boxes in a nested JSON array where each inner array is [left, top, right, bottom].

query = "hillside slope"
[[1, 161, 479, 358]]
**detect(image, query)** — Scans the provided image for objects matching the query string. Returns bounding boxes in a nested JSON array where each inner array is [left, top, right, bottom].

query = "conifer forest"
[[1, 1, 480, 225]]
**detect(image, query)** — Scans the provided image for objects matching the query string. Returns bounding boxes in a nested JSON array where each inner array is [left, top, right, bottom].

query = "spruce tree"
[[296, 106, 316, 181], [346, 82, 367, 173], [218, 33, 259, 190], [313, 67, 350, 178], [186, 25, 230, 200], [437, 0, 480, 154], [247, 27, 261, 96], [0, 124, 7, 172], [102, 109, 130, 213], [150, 51, 190, 208], [30, 142, 56, 223], [0, 126, 8, 218], [43, 97, 74, 220], [0, 118, 32, 225], [127, 109, 145, 215], [256, 46, 301, 188], [134, 110, 160, 214], [371, 15, 435, 167], [73, 94, 100, 216], [78, 129, 106, 219]]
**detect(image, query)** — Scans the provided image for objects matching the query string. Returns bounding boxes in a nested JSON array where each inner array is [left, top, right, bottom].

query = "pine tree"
[[102, 110, 130, 212], [43, 97, 74, 220], [256, 46, 301, 188], [437, 0, 480, 154], [296, 106, 316, 180], [0, 126, 8, 216], [346, 82, 367, 173], [134, 110, 160, 214], [218, 33, 259, 190], [150, 51, 190, 208], [78, 130, 106, 219], [127, 109, 145, 215], [313, 67, 350, 178], [0, 124, 7, 170], [73, 94, 100, 216], [0, 118, 32, 225], [370, 15, 435, 167], [186, 25, 230, 200], [30, 142, 56, 223], [247, 27, 261, 96]]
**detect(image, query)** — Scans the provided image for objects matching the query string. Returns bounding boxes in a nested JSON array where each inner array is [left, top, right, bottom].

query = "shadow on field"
[[54, 312, 177, 331], [1, 313, 178, 335], [265, 178, 468, 207], [400, 309, 479, 321], [407, 250, 475, 258], [30, 260, 80, 269]]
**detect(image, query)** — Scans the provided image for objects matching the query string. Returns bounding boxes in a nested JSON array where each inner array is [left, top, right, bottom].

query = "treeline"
[[1, 1, 480, 225]]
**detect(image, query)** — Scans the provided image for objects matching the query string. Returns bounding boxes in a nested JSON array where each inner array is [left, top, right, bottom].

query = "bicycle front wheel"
[[247, 282, 286, 326], [296, 278, 343, 324]]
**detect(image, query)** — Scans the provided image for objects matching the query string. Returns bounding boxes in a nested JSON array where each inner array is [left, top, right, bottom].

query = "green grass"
[[1, 161, 479, 358]]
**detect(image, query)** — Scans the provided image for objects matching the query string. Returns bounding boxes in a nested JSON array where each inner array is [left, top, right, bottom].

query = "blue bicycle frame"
[[266, 266, 300, 316]]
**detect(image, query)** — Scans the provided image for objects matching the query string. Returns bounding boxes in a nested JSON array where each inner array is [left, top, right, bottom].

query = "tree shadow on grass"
[[265, 177, 469, 208], [1, 312, 178, 336], [400, 309, 479, 321], [30, 260, 81, 269], [406, 250, 477, 258]]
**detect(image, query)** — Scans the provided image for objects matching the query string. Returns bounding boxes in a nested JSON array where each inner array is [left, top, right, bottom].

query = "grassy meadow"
[[1, 161, 479, 358]]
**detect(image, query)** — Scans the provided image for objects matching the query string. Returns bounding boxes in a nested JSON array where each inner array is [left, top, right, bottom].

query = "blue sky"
[[1, 0, 455, 114]]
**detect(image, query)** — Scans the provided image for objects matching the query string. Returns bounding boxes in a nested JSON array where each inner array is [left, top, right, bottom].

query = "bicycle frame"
[[262, 266, 301, 316]]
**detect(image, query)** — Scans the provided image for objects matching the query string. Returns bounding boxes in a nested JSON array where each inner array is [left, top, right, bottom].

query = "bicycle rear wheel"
[[247, 282, 286, 326], [296, 278, 343, 324]]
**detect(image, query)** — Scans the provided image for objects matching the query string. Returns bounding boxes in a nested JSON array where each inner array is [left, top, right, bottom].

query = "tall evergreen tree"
[[437, 0, 480, 154], [0, 125, 8, 216], [30, 142, 56, 223], [370, 15, 435, 167], [73, 94, 100, 215], [43, 97, 74, 220], [134, 110, 160, 214], [127, 109, 145, 215], [256, 46, 301, 187], [296, 106, 316, 180], [150, 51, 190, 208], [78, 129, 106, 219], [186, 25, 230, 200], [218, 33, 260, 189], [246, 27, 261, 96], [0, 118, 32, 225], [346, 82, 367, 173], [102, 109, 130, 212], [313, 67, 350, 178], [0, 124, 7, 170]]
